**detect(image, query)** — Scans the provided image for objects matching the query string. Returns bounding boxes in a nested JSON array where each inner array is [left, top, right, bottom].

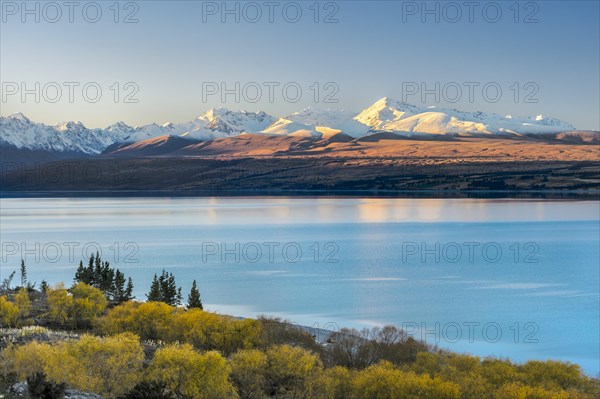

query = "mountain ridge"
[[0, 98, 590, 158]]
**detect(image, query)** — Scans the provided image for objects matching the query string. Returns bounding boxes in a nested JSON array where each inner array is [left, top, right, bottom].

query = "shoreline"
[[2, 189, 599, 200]]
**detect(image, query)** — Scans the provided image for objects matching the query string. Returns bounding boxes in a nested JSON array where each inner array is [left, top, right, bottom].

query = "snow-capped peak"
[[354, 97, 422, 130], [354, 97, 575, 135], [7, 112, 30, 122], [197, 107, 224, 120], [55, 120, 87, 132]]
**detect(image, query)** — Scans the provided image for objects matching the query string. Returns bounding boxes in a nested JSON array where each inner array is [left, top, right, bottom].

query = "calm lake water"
[[1, 197, 598, 375]]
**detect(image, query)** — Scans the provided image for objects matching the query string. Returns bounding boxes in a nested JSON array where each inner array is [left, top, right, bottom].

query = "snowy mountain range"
[[0, 97, 582, 156]]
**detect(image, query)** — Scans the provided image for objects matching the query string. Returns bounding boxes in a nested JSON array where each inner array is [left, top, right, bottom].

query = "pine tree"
[[20, 259, 27, 287], [147, 274, 161, 302], [87, 254, 96, 285], [75, 254, 134, 303], [161, 270, 182, 306], [113, 269, 127, 303], [125, 277, 134, 301], [94, 252, 102, 285], [146, 270, 182, 306], [99, 261, 114, 293], [74, 260, 86, 284], [187, 280, 203, 310]]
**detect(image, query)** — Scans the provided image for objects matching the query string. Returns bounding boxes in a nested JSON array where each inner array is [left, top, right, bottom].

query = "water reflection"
[[1, 198, 597, 231]]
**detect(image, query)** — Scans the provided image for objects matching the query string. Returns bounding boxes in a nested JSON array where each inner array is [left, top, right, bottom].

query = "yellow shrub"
[[0, 296, 20, 327], [14, 288, 31, 318], [310, 366, 354, 399], [2, 333, 143, 399], [3, 341, 55, 379], [46, 283, 74, 325], [520, 361, 585, 391], [46, 283, 107, 328], [173, 309, 262, 354], [147, 343, 237, 399], [352, 361, 460, 399], [265, 344, 323, 398], [494, 382, 570, 399], [64, 333, 144, 398], [99, 301, 261, 354], [229, 349, 268, 399], [71, 283, 107, 327], [99, 301, 179, 340]]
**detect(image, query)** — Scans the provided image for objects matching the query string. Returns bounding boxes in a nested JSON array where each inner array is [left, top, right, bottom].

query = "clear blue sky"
[[1, 0, 599, 130]]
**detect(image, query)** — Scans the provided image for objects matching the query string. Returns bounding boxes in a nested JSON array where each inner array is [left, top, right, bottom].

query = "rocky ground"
[[4, 383, 103, 399]]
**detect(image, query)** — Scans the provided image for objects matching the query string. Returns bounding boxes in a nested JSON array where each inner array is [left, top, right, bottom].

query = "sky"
[[1, 0, 599, 130]]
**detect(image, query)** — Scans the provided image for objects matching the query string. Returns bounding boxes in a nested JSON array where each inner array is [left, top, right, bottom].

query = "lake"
[[0, 197, 598, 375]]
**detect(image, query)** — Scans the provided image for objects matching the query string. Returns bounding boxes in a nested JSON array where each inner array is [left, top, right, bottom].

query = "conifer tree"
[[87, 254, 96, 285], [147, 274, 161, 302], [125, 277, 134, 301], [20, 259, 27, 287], [94, 252, 102, 283], [74, 254, 134, 303], [187, 280, 203, 310], [160, 270, 182, 306], [74, 260, 86, 284], [113, 269, 127, 303], [146, 269, 183, 306]]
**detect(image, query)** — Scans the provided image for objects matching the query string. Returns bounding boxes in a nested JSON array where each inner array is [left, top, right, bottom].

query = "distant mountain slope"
[[103, 135, 202, 157], [2, 98, 593, 159], [99, 132, 599, 163], [354, 97, 576, 135], [0, 113, 129, 155], [123, 108, 275, 143], [263, 108, 370, 138]]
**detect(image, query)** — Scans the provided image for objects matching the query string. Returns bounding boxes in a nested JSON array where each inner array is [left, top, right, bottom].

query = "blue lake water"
[[0, 197, 598, 375]]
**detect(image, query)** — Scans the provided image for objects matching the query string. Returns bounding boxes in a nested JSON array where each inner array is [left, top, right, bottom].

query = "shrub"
[[14, 288, 31, 318], [98, 301, 179, 340], [3, 341, 55, 380], [46, 283, 107, 328], [0, 295, 20, 327], [70, 282, 108, 328], [229, 349, 268, 399], [46, 284, 74, 326], [352, 361, 460, 399], [4, 333, 144, 399], [172, 309, 261, 355], [99, 302, 261, 354], [264, 345, 323, 398], [146, 343, 237, 399], [63, 333, 144, 398]]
